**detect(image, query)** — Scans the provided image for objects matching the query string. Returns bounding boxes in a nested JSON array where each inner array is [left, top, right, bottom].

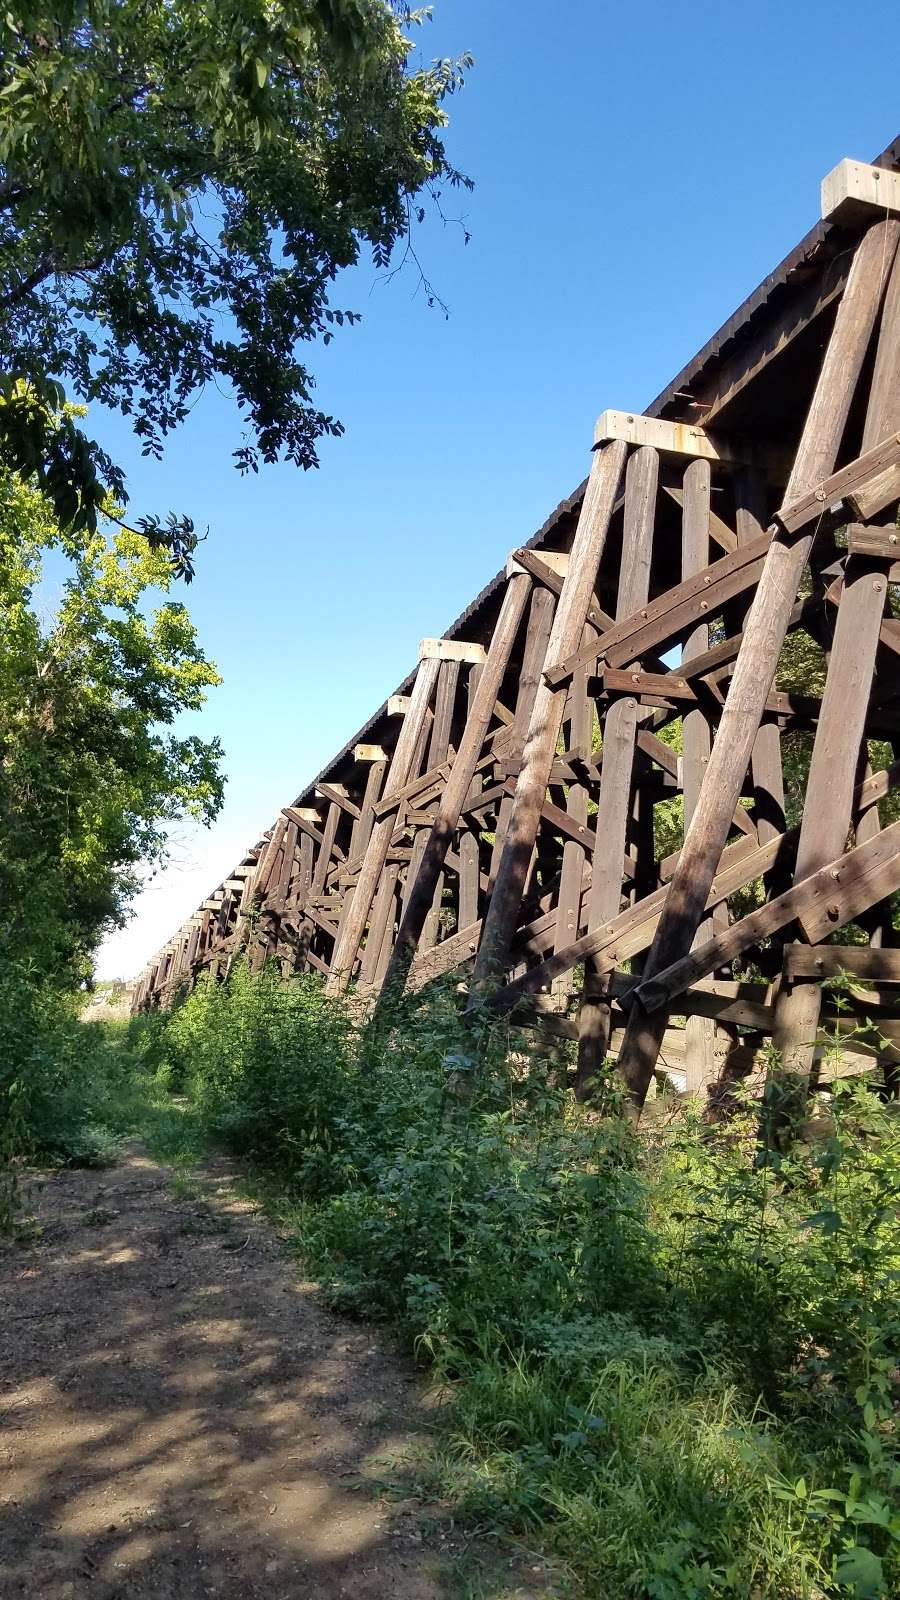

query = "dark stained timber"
[[133, 141, 900, 1129]]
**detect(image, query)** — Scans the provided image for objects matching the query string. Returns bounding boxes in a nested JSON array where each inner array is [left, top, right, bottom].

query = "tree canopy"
[[0, 1, 471, 552]]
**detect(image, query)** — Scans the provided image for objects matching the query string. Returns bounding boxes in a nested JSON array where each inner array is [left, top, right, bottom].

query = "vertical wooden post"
[[364, 662, 457, 989], [311, 803, 341, 897], [417, 659, 461, 952], [457, 664, 485, 933], [855, 760, 891, 949], [291, 829, 315, 969], [617, 218, 900, 1111], [377, 570, 532, 1002], [734, 469, 786, 848], [360, 865, 400, 987], [552, 633, 595, 999], [575, 446, 658, 1092], [768, 553, 889, 1097], [333, 760, 387, 966], [679, 460, 729, 1093], [474, 438, 629, 986], [272, 818, 299, 972], [768, 235, 900, 1121], [249, 820, 286, 973], [487, 584, 555, 890], [351, 759, 388, 861], [326, 654, 441, 995]]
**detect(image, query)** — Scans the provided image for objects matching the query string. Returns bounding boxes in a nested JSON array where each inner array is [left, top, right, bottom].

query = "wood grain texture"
[[615, 217, 900, 1111], [473, 439, 628, 986]]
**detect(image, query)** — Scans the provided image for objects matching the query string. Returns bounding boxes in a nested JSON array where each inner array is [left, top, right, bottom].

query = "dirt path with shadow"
[[0, 1142, 538, 1600]]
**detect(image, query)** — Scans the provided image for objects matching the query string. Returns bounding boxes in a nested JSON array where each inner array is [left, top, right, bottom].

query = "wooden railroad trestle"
[[133, 148, 900, 1116]]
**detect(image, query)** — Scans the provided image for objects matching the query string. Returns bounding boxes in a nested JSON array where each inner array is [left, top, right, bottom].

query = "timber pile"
[[134, 146, 900, 1116]]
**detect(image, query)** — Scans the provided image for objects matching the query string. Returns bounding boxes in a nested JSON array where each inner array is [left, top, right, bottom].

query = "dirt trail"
[[0, 1143, 521, 1600]]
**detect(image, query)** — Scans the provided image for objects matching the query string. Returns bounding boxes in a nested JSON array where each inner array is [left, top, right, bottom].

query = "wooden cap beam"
[[822, 159, 900, 226], [506, 548, 569, 580], [594, 408, 790, 477], [419, 637, 487, 665]]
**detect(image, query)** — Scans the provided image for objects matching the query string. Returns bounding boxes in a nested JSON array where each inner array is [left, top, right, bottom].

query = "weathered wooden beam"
[[482, 585, 558, 901], [486, 827, 774, 1015], [509, 546, 614, 633], [360, 864, 399, 987], [662, 484, 737, 553], [378, 570, 533, 1003], [309, 801, 343, 900], [545, 529, 772, 688], [776, 432, 900, 535], [615, 217, 900, 1112], [679, 458, 728, 1092], [407, 658, 460, 958], [587, 969, 776, 1032], [282, 804, 346, 861], [552, 636, 595, 1003], [675, 594, 823, 685], [633, 819, 900, 1014], [326, 655, 441, 994], [594, 409, 789, 477], [821, 158, 900, 226], [419, 637, 487, 665], [770, 240, 900, 1110], [576, 446, 658, 1092], [248, 817, 287, 915], [507, 546, 569, 581], [783, 944, 900, 982], [847, 525, 900, 565], [316, 783, 359, 822], [734, 470, 786, 857], [472, 439, 629, 985], [600, 669, 835, 727], [371, 759, 451, 821]]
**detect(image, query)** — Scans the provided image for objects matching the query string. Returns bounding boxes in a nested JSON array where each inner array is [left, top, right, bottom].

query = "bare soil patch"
[[0, 1142, 533, 1600]]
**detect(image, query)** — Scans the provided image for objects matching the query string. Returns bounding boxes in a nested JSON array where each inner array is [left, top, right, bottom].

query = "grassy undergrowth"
[[9, 963, 900, 1597], [0, 969, 205, 1233]]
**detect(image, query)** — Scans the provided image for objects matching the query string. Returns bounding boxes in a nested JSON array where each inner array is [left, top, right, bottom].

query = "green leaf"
[[804, 1207, 843, 1234], [835, 1546, 884, 1598]]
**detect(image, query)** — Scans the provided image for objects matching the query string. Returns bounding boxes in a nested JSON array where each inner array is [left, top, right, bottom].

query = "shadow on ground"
[[0, 1141, 518, 1600]]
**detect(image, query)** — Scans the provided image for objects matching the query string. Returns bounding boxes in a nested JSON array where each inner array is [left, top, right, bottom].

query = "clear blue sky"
[[98, 0, 900, 977]]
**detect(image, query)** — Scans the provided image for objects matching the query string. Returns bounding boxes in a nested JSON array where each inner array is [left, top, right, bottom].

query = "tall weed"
[[124, 968, 900, 1596]]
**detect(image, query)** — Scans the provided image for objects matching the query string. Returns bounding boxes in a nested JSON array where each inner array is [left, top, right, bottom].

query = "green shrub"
[[119, 970, 900, 1595], [0, 961, 161, 1183]]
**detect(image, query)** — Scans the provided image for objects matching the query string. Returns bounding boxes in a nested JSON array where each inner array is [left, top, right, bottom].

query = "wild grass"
[[9, 961, 900, 1596]]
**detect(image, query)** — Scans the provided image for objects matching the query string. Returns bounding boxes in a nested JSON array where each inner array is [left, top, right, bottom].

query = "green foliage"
[[0, 466, 223, 986], [0, 975, 148, 1173], [0, 1, 472, 534], [132, 969, 900, 1598], [0, 461, 222, 1192]]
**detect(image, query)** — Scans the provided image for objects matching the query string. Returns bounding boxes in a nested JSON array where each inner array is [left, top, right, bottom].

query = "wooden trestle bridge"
[[134, 143, 900, 1115]]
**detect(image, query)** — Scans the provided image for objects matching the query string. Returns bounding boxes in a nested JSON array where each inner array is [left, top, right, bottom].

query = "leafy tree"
[[0, 1, 471, 554], [0, 464, 223, 987]]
